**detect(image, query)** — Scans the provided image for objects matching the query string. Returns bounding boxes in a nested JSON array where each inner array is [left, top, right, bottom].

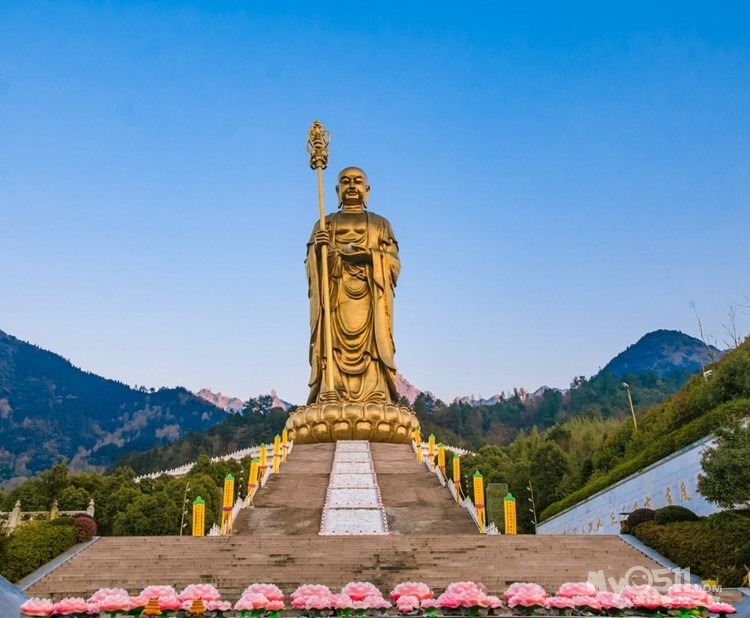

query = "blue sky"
[[1, 2, 749, 405]]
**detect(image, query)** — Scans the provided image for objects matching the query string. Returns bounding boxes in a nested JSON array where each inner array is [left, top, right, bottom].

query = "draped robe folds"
[[306, 210, 400, 405]]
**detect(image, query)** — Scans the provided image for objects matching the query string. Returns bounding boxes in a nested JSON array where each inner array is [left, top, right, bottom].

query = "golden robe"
[[306, 210, 400, 405]]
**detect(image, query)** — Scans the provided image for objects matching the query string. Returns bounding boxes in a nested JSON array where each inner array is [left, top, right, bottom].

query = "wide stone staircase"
[[24, 443, 669, 600]]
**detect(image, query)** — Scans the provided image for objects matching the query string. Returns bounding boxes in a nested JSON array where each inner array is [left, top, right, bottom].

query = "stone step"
[[25, 534, 668, 600], [23, 443, 672, 602]]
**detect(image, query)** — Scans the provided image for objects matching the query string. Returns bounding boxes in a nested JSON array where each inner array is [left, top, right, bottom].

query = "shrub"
[[622, 508, 655, 533], [633, 521, 745, 586], [48, 516, 74, 527], [703, 510, 750, 535], [653, 505, 698, 524], [0, 521, 78, 583], [72, 513, 97, 541], [735, 541, 750, 568]]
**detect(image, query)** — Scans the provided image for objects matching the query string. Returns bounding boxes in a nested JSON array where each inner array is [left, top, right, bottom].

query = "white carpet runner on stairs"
[[319, 440, 389, 535]]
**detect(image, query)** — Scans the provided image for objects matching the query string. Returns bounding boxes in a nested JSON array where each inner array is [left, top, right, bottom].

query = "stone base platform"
[[285, 401, 419, 444]]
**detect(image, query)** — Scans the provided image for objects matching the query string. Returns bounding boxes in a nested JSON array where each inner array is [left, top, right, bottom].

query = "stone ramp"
[[233, 443, 335, 535], [234, 442, 476, 535], [370, 443, 477, 534], [24, 534, 669, 600]]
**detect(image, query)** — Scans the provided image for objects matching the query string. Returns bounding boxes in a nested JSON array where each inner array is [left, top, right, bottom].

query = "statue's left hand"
[[341, 243, 370, 262]]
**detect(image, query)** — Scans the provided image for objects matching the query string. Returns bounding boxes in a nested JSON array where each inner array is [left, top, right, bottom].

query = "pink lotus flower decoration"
[[505, 582, 548, 610], [342, 582, 384, 602], [179, 583, 223, 603], [668, 583, 713, 604], [545, 596, 575, 610], [503, 582, 547, 603], [668, 595, 709, 610], [396, 594, 420, 614], [367, 596, 393, 610], [331, 593, 355, 610], [619, 584, 658, 601], [445, 582, 486, 597], [305, 596, 334, 611], [52, 597, 89, 615], [207, 599, 233, 611], [595, 591, 632, 611], [437, 581, 500, 615], [709, 602, 737, 615], [629, 592, 669, 611], [570, 595, 602, 610], [235, 583, 286, 616], [236, 592, 273, 610], [91, 589, 132, 613], [87, 587, 129, 604], [132, 584, 181, 611], [243, 583, 285, 602], [19, 598, 55, 617], [557, 581, 597, 599], [436, 592, 461, 609], [390, 582, 434, 603], [291, 584, 333, 609], [21, 579, 735, 618]]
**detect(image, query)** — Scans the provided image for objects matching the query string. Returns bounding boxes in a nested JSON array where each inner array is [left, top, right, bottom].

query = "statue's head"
[[336, 166, 370, 209]]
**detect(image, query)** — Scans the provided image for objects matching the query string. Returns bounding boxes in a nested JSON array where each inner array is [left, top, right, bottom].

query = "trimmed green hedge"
[[0, 520, 78, 583], [632, 515, 750, 587], [622, 508, 655, 534], [653, 505, 698, 525], [540, 398, 750, 521]]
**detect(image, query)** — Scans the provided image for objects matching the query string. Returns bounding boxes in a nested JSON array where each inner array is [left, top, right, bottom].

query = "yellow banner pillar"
[[191, 496, 205, 537], [414, 430, 422, 462], [452, 455, 461, 504], [504, 493, 517, 534], [282, 429, 288, 462], [247, 458, 260, 502], [473, 471, 486, 533], [259, 444, 268, 479], [428, 434, 436, 460], [272, 434, 281, 474], [437, 443, 446, 478], [221, 474, 234, 535]]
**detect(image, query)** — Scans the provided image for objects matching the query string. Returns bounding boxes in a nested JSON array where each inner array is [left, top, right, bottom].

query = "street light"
[[622, 383, 638, 431]]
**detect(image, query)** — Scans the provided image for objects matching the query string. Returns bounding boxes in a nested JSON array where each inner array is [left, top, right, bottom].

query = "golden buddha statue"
[[285, 166, 419, 444]]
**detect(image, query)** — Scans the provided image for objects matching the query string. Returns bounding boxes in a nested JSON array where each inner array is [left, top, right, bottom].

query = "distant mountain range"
[[0, 327, 719, 485], [444, 330, 719, 408], [598, 329, 722, 378], [0, 330, 226, 487], [195, 388, 292, 413]]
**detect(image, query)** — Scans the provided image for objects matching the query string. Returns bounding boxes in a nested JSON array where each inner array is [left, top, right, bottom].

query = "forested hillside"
[[540, 334, 750, 521], [0, 330, 227, 484], [117, 396, 288, 474], [452, 335, 748, 533]]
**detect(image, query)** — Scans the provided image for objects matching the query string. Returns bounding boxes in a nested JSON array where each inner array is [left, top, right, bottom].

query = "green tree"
[[530, 440, 568, 512], [698, 421, 750, 509], [57, 486, 90, 511], [112, 492, 181, 535]]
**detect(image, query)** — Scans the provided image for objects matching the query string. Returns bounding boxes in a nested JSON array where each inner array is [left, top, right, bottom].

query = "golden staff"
[[306, 120, 335, 398]]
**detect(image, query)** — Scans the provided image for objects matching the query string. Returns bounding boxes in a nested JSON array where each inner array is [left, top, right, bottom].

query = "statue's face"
[[336, 167, 370, 207]]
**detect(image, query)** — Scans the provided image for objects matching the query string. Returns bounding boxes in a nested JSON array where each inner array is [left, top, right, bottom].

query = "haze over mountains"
[[0, 327, 720, 486]]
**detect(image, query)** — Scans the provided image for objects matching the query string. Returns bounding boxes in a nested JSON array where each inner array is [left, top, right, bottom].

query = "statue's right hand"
[[314, 229, 331, 247]]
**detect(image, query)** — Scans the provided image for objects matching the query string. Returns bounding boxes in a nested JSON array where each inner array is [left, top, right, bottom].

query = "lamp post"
[[179, 481, 190, 537], [622, 382, 638, 430]]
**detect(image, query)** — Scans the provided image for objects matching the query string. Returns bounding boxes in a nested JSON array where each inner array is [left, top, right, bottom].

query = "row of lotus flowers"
[[21, 581, 737, 617]]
